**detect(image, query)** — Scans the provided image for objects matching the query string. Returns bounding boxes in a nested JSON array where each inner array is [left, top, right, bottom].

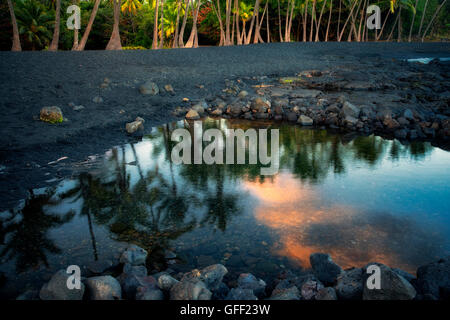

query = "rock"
[[316, 287, 337, 300], [40, 269, 85, 300], [290, 89, 322, 99], [392, 268, 416, 284], [158, 274, 179, 291], [86, 259, 117, 274], [125, 117, 145, 135], [237, 273, 266, 297], [227, 104, 243, 117], [120, 244, 148, 266], [325, 104, 340, 114], [117, 263, 148, 299], [394, 129, 408, 139], [310, 253, 343, 285], [199, 264, 228, 291], [403, 109, 415, 121], [344, 115, 358, 127], [139, 81, 159, 95], [416, 256, 450, 299], [170, 278, 212, 300], [362, 263, 416, 300], [85, 276, 122, 300], [192, 102, 208, 115], [397, 117, 409, 126], [298, 115, 313, 126], [422, 127, 435, 138], [225, 288, 257, 300], [212, 282, 230, 300], [164, 250, 177, 260], [40, 106, 63, 124], [164, 84, 174, 93], [238, 90, 248, 98], [383, 118, 400, 130], [340, 101, 360, 118], [185, 109, 200, 120], [211, 108, 223, 116], [92, 96, 103, 103], [335, 268, 364, 300], [251, 97, 270, 113], [17, 290, 40, 300], [269, 286, 301, 300], [376, 109, 393, 121], [73, 105, 85, 111], [286, 112, 298, 122], [136, 286, 164, 300], [301, 280, 324, 300]]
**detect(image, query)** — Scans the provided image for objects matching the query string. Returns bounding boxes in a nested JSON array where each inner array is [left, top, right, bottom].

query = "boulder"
[[335, 268, 364, 300], [403, 109, 415, 121], [225, 288, 257, 300], [199, 264, 228, 291], [40, 106, 63, 124], [237, 273, 266, 297], [269, 286, 301, 300], [362, 263, 416, 300], [158, 274, 179, 291], [315, 287, 338, 300], [185, 109, 200, 120], [286, 112, 298, 122], [310, 253, 343, 285], [170, 278, 212, 300], [136, 286, 164, 300], [117, 263, 148, 299], [120, 244, 148, 266], [301, 280, 324, 300], [251, 97, 270, 113], [139, 81, 159, 95], [340, 101, 360, 118], [298, 115, 314, 126], [238, 90, 248, 98], [39, 270, 85, 300], [85, 276, 122, 300], [125, 117, 145, 135], [416, 256, 450, 299]]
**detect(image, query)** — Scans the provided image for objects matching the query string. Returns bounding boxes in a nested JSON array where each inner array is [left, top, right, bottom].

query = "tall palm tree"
[[16, 0, 53, 50], [49, 0, 61, 51], [7, 0, 21, 51], [74, 0, 102, 51], [106, 0, 123, 50]]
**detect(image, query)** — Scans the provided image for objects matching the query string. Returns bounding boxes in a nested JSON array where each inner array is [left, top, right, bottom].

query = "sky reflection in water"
[[0, 118, 449, 297]]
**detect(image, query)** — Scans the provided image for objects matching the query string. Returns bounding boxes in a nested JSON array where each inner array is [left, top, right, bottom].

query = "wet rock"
[[376, 109, 393, 121], [17, 290, 40, 300], [120, 244, 148, 266], [211, 108, 223, 116], [316, 287, 338, 300], [422, 127, 435, 138], [170, 277, 212, 300], [392, 268, 416, 284], [92, 96, 103, 103], [335, 268, 364, 300], [158, 274, 179, 291], [298, 115, 313, 126], [416, 256, 450, 299], [310, 253, 343, 285], [397, 117, 409, 126], [164, 84, 174, 94], [85, 276, 122, 300], [344, 115, 358, 127], [40, 269, 85, 300], [139, 81, 159, 95], [325, 104, 341, 114], [269, 285, 300, 300], [227, 104, 243, 117], [383, 118, 400, 131], [73, 105, 85, 111], [290, 89, 322, 99], [185, 109, 200, 120], [301, 280, 324, 300], [340, 101, 360, 118], [136, 286, 164, 300], [238, 90, 248, 98], [362, 263, 416, 300], [192, 102, 208, 115], [117, 263, 148, 299], [125, 117, 145, 135], [40, 106, 63, 124], [225, 288, 257, 300], [237, 273, 266, 298], [86, 259, 118, 274], [286, 112, 298, 122], [199, 264, 228, 291], [403, 109, 415, 121], [212, 282, 230, 300], [251, 97, 270, 113], [394, 129, 408, 140]]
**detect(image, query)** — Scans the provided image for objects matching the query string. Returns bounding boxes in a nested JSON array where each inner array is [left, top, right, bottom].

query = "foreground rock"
[[40, 269, 85, 300], [125, 117, 145, 135], [120, 244, 148, 266], [40, 106, 63, 124], [362, 263, 416, 300], [237, 273, 266, 298], [139, 81, 159, 95], [185, 109, 200, 120], [335, 268, 364, 300], [310, 253, 343, 285], [85, 276, 122, 300], [416, 256, 450, 299]]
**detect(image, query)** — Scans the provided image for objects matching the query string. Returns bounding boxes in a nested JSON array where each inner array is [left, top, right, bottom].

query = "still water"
[[1, 118, 449, 298]]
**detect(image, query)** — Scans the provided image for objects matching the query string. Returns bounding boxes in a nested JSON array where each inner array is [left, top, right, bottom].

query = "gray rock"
[[237, 273, 266, 297], [17, 290, 40, 300], [117, 263, 148, 299], [158, 274, 179, 291], [170, 277, 212, 300], [286, 112, 298, 122], [310, 253, 343, 285], [139, 81, 159, 95], [403, 109, 415, 121], [136, 286, 164, 300], [192, 102, 208, 115], [40, 269, 85, 300], [238, 90, 248, 98], [85, 276, 122, 300], [225, 288, 257, 300], [344, 115, 358, 126], [316, 287, 338, 300], [301, 280, 324, 300], [125, 117, 145, 135], [120, 244, 148, 266], [392, 268, 416, 284], [185, 109, 200, 120], [362, 263, 416, 300], [335, 268, 364, 300], [269, 286, 300, 300], [416, 256, 450, 299], [291, 89, 322, 99], [199, 264, 228, 291], [40, 106, 63, 123], [298, 115, 313, 126], [227, 104, 243, 117], [92, 96, 103, 103], [340, 101, 360, 118], [394, 129, 408, 140], [73, 105, 85, 111], [251, 97, 270, 113]]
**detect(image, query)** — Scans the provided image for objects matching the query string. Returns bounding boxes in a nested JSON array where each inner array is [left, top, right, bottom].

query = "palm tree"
[[106, 0, 123, 50], [74, 0, 102, 51], [49, 0, 61, 51], [16, 0, 53, 50], [7, 0, 21, 51], [421, 0, 448, 41]]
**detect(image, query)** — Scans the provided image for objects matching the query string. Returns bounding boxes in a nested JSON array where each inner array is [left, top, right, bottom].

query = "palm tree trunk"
[[337, 0, 341, 38], [397, 6, 402, 42], [173, 0, 181, 48], [266, 2, 270, 42], [254, 1, 268, 43], [179, 0, 190, 47], [315, 0, 327, 41], [309, 0, 316, 41], [376, 7, 390, 41], [152, 0, 160, 49], [159, 0, 165, 49], [106, 0, 122, 50], [408, 0, 418, 42], [387, 10, 400, 41], [185, 1, 201, 48], [277, 0, 284, 42], [49, 0, 61, 51], [303, 0, 309, 41], [235, 0, 242, 45], [211, 0, 225, 46], [225, 0, 232, 45], [338, 0, 358, 41], [417, 0, 429, 37], [74, 0, 101, 51], [7, 0, 21, 51], [245, 0, 261, 44], [325, 0, 333, 41], [72, 0, 80, 50], [421, 0, 447, 41]]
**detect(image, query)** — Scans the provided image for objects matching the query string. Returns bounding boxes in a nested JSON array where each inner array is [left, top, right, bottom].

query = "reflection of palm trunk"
[[130, 143, 144, 180], [86, 210, 98, 260], [163, 125, 177, 195]]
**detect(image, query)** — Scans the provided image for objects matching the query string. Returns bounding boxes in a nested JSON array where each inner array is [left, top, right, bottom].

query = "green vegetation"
[[1, 0, 449, 50]]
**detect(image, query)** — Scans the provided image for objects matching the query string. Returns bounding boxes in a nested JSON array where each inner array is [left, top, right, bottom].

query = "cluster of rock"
[[18, 245, 450, 300]]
